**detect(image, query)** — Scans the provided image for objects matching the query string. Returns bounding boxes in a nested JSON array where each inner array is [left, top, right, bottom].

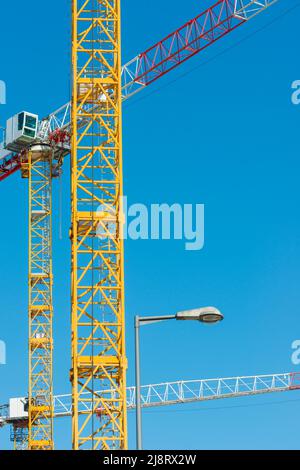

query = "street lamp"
[[134, 306, 224, 450]]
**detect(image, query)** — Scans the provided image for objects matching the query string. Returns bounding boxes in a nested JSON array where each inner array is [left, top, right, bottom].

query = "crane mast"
[[24, 145, 54, 449], [71, 0, 127, 449]]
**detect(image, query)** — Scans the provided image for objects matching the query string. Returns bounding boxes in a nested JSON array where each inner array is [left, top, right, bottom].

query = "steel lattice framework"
[[40, 0, 278, 137], [121, 0, 277, 98], [1, 372, 299, 449], [71, 0, 127, 450], [12, 426, 29, 451], [52, 372, 300, 417], [0, 0, 278, 181], [25, 146, 54, 449], [0, 0, 279, 452]]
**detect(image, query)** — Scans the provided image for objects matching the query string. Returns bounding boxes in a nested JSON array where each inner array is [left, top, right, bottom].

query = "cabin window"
[[18, 112, 25, 131]]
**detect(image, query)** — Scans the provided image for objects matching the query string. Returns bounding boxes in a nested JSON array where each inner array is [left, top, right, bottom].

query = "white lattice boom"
[[1, 372, 299, 426]]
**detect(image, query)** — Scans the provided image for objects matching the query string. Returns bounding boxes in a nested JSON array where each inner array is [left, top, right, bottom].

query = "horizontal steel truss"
[[3, 372, 300, 449], [1, 372, 298, 426], [0, 0, 278, 178], [39, 371, 300, 417], [54, 373, 300, 417], [39, 0, 277, 139], [121, 0, 277, 98], [0, 153, 22, 181]]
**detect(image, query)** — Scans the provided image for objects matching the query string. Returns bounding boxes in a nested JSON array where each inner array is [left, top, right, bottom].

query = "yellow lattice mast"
[[23, 145, 54, 450], [71, 0, 127, 450]]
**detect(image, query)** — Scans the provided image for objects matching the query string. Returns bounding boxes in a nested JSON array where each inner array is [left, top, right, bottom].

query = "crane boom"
[[1, 372, 299, 426], [40, 0, 278, 138], [0, 0, 278, 182], [121, 0, 277, 99], [3, 371, 298, 449], [52, 371, 300, 417]]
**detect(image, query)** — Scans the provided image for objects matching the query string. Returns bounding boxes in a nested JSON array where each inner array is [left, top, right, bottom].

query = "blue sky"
[[1, 0, 300, 450]]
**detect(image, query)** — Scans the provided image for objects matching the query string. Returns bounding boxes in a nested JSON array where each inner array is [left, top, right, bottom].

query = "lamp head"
[[176, 306, 224, 324]]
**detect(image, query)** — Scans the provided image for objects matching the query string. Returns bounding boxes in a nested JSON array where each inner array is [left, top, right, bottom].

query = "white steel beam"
[[36, 0, 279, 142], [234, 1, 278, 20], [1, 372, 299, 426]]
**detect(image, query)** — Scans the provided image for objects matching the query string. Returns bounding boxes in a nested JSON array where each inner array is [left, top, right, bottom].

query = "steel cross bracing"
[[121, 0, 277, 99], [50, 372, 300, 417], [2, 372, 299, 449], [71, 0, 127, 450], [0, 0, 279, 452], [1, 372, 299, 426], [25, 146, 54, 450], [0, 0, 278, 181], [40, 0, 278, 137]]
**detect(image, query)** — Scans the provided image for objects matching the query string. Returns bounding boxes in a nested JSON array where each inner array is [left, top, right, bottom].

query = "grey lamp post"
[[134, 306, 224, 450]]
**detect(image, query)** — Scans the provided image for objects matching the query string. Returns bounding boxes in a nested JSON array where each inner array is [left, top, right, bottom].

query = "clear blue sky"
[[0, 0, 300, 450]]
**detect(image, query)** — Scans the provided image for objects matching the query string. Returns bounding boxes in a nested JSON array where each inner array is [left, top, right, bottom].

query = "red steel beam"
[[134, 0, 245, 86], [289, 372, 300, 390], [0, 155, 21, 182], [1, 0, 275, 183]]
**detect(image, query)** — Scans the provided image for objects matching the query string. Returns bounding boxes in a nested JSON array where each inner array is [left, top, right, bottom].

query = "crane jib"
[[0, 0, 277, 183]]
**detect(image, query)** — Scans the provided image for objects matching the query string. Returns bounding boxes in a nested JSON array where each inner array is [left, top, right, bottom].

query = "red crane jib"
[[0, 0, 251, 183], [0, 154, 21, 182], [134, 0, 245, 86]]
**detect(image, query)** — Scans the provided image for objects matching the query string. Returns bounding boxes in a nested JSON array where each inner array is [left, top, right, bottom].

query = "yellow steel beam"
[[71, 0, 127, 449], [26, 146, 54, 450]]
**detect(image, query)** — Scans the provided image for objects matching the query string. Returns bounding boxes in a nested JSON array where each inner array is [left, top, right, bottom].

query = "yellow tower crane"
[[0, 0, 279, 451], [71, 0, 127, 449], [22, 145, 54, 449]]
